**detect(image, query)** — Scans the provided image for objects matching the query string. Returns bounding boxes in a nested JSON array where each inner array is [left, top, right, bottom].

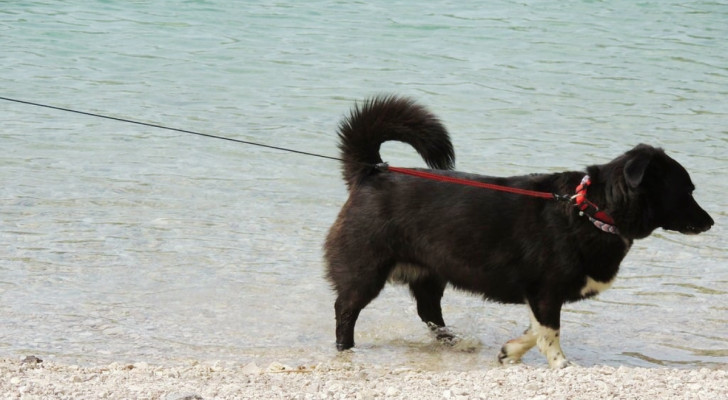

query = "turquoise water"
[[1, 1, 726, 369]]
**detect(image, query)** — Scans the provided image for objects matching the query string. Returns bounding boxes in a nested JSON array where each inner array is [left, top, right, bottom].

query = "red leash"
[[379, 164, 567, 201], [378, 163, 619, 234]]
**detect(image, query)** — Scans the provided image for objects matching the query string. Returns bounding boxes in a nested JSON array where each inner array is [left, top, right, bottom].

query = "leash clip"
[[552, 193, 573, 202], [374, 162, 389, 172]]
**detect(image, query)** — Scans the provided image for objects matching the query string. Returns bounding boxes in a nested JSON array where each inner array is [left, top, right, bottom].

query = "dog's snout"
[[690, 199, 714, 232], [695, 211, 714, 233], [677, 207, 714, 235]]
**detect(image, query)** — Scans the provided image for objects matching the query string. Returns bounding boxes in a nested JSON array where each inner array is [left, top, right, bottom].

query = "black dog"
[[324, 95, 714, 368]]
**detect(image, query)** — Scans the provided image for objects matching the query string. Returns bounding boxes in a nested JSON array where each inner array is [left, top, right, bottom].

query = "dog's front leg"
[[498, 323, 537, 364], [529, 299, 570, 369], [498, 306, 540, 365], [499, 300, 571, 368], [534, 324, 569, 369]]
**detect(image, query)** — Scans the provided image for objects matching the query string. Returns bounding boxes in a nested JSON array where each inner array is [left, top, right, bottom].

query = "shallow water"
[[1, 1, 726, 369]]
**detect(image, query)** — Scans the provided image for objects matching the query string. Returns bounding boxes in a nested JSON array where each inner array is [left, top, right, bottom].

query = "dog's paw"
[[336, 342, 354, 351], [427, 322, 456, 342], [497, 347, 522, 366], [433, 327, 461, 348], [426, 322, 480, 352], [437, 331, 456, 342], [549, 358, 575, 369]]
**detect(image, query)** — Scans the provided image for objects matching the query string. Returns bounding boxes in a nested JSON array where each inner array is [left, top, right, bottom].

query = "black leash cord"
[[0, 95, 343, 162]]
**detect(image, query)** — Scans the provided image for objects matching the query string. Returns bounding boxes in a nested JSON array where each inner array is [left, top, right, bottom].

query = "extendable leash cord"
[[0, 96, 344, 163]]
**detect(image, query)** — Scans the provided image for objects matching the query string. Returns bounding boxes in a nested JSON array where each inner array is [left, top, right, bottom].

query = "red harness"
[[378, 164, 619, 235]]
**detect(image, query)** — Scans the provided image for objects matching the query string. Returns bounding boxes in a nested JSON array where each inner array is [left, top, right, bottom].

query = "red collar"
[[573, 175, 619, 235]]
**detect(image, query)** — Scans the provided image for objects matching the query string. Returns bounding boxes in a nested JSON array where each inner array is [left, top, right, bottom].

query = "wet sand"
[[2, 357, 726, 399]]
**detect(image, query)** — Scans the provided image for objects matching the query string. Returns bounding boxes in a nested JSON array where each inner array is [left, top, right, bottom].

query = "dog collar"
[[573, 175, 619, 235]]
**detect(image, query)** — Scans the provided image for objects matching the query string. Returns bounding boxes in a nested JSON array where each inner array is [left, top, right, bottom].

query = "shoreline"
[[2, 357, 726, 399]]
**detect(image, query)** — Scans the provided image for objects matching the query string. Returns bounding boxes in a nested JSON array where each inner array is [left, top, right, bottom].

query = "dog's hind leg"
[[333, 267, 389, 351], [408, 276, 456, 344]]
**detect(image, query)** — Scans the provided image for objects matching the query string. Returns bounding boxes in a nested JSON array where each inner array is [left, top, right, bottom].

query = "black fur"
[[324, 95, 714, 364]]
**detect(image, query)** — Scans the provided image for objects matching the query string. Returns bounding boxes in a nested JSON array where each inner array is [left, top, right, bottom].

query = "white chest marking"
[[580, 276, 615, 297]]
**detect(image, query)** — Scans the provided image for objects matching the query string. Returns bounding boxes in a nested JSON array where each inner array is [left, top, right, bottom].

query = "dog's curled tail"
[[337, 95, 455, 189]]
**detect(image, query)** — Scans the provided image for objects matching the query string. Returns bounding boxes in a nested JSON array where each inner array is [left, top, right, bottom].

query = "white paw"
[[549, 358, 572, 369], [497, 347, 523, 366]]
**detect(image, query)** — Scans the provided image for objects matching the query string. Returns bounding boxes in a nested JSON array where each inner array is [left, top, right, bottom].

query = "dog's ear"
[[624, 153, 651, 188]]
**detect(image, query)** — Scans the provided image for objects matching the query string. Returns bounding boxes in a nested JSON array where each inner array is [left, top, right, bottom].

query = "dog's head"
[[601, 144, 714, 239]]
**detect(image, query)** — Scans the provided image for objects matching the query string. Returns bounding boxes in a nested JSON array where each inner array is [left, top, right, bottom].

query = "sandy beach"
[[2, 357, 726, 400]]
